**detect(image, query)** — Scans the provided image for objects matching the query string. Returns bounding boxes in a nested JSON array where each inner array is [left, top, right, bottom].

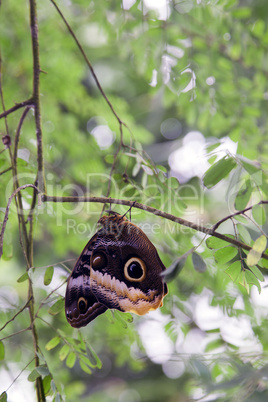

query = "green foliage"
[[43, 266, 54, 286], [203, 156, 237, 189], [1, 0, 268, 401], [0, 341, 5, 361]]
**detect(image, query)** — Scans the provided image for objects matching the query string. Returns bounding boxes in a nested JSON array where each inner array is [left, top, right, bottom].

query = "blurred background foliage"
[[1, 0, 268, 401]]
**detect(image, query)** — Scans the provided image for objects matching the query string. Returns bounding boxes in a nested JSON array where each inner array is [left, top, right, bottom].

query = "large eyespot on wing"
[[89, 220, 168, 317], [124, 257, 146, 282]]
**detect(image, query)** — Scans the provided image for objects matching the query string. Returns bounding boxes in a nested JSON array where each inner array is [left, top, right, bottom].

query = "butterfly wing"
[[65, 234, 107, 328], [90, 216, 168, 316]]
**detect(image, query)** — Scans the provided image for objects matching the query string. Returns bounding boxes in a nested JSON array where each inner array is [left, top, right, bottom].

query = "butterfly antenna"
[[122, 201, 137, 220]]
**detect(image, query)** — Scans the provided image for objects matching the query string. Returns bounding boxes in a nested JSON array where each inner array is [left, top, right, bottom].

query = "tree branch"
[[0, 99, 34, 119], [213, 200, 268, 231], [13, 106, 32, 167], [0, 166, 12, 176], [29, 0, 46, 193], [0, 184, 40, 261], [41, 194, 268, 261], [0, 297, 32, 332]]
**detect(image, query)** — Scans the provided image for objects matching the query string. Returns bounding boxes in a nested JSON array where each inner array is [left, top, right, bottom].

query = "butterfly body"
[[65, 214, 168, 327]]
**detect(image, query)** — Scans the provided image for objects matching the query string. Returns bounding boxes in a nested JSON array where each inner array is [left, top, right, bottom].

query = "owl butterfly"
[[65, 212, 168, 328]]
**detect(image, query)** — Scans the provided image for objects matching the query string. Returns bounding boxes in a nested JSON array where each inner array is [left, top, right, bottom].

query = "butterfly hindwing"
[[65, 234, 107, 328]]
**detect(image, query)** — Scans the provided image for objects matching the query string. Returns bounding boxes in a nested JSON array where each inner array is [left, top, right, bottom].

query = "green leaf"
[[162, 248, 194, 281], [205, 339, 224, 353], [0, 392, 7, 402], [252, 19, 265, 38], [244, 270, 261, 293], [206, 236, 233, 250], [260, 255, 268, 269], [17, 272, 29, 283], [44, 266, 54, 286], [59, 344, 70, 361], [45, 336, 61, 351], [28, 369, 40, 382], [247, 235, 267, 267], [36, 365, 50, 377], [252, 205, 266, 225], [0, 341, 5, 361], [224, 0, 238, 10], [234, 179, 252, 211], [232, 7, 251, 19], [214, 247, 238, 264], [2, 241, 13, 260], [43, 375, 52, 395], [225, 260, 241, 282], [192, 252, 207, 272], [237, 224, 251, 244], [167, 176, 180, 189], [79, 360, 92, 375], [249, 265, 264, 282], [104, 154, 114, 164], [66, 351, 76, 368], [86, 344, 102, 369], [240, 159, 260, 175], [239, 270, 249, 293], [203, 156, 237, 189], [48, 298, 65, 316], [113, 310, 131, 329]]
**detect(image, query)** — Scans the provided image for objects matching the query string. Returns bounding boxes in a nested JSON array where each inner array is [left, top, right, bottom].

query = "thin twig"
[[12, 108, 35, 268], [27, 178, 39, 262], [0, 98, 34, 119], [35, 279, 67, 319], [0, 327, 31, 342], [13, 106, 32, 166], [101, 144, 123, 216], [41, 194, 268, 260], [49, 0, 127, 129], [5, 357, 35, 393], [0, 184, 40, 260], [12, 107, 34, 262], [0, 166, 12, 176], [0, 298, 32, 332], [212, 200, 268, 231]]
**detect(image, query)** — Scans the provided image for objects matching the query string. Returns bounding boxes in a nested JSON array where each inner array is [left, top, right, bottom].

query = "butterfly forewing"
[[90, 215, 168, 316]]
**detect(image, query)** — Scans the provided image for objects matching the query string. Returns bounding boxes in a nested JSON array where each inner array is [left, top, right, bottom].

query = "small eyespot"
[[91, 252, 107, 270], [78, 297, 87, 313], [124, 257, 146, 282]]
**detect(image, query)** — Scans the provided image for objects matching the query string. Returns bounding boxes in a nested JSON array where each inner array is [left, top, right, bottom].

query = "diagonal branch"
[[212, 200, 268, 231], [41, 194, 268, 261], [49, 0, 127, 129], [0, 167, 12, 176], [0, 297, 32, 332], [0, 184, 40, 260], [0, 99, 34, 120]]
